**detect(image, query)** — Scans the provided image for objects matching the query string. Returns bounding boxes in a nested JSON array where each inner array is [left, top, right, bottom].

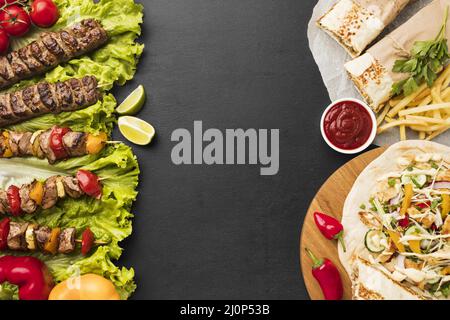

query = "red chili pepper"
[[81, 227, 95, 256], [0, 255, 54, 300], [399, 213, 410, 228], [77, 170, 102, 199], [305, 248, 343, 300], [0, 217, 10, 250], [313, 211, 346, 252], [49, 126, 71, 160], [7, 185, 21, 216]]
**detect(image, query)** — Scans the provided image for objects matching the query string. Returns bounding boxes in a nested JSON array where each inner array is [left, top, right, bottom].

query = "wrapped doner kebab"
[[345, 0, 450, 111], [317, 0, 410, 58]]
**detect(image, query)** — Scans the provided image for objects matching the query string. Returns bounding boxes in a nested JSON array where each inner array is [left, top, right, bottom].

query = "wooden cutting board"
[[299, 147, 386, 300]]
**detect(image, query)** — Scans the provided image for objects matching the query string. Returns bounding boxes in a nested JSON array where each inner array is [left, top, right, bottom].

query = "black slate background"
[[112, 0, 364, 299]]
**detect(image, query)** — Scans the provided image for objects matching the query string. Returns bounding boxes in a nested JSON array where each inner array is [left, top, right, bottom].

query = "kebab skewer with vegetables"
[[0, 169, 102, 216], [0, 126, 107, 163], [0, 217, 102, 255]]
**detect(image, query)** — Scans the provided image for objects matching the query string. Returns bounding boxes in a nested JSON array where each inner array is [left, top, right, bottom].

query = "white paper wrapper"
[[307, 0, 443, 146]]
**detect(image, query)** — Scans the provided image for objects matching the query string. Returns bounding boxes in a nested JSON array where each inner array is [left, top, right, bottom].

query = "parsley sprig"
[[392, 6, 450, 96]]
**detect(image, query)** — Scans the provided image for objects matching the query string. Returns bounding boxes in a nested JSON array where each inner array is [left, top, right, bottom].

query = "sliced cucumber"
[[365, 230, 388, 253], [402, 174, 427, 188], [411, 175, 427, 188]]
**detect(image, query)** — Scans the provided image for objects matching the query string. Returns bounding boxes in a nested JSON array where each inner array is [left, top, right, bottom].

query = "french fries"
[[376, 64, 450, 141]]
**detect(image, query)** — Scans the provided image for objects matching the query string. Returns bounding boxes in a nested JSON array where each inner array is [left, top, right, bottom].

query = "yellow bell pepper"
[[400, 183, 413, 216], [86, 133, 107, 155], [44, 228, 61, 255], [387, 230, 406, 253], [442, 194, 450, 219], [29, 181, 44, 206], [408, 240, 422, 254], [2, 131, 12, 158]]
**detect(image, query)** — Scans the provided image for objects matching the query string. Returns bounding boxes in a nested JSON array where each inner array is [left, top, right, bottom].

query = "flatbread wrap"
[[340, 140, 450, 300], [317, 0, 410, 58], [345, 0, 450, 111]]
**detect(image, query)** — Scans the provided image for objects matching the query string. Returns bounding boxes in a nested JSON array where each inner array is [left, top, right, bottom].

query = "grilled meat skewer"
[[0, 19, 108, 90], [0, 126, 107, 164], [0, 219, 102, 255], [0, 170, 102, 216], [0, 76, 101, 127]]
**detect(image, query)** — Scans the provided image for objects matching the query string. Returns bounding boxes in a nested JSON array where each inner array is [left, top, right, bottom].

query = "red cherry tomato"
[[77, 170, 102, 199], [0, 28, 9, 55], [49, 126, 71, 160], [30, 0, 59, 28], [0, 218, 10, 250], [81, 228, 95, 256], [0, 0, 16, 6], [7, 185, 21, 216], [0, 5, 31, 37]]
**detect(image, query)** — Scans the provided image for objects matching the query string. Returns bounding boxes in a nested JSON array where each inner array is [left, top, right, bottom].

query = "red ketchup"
[[323, 100, 373, 150]]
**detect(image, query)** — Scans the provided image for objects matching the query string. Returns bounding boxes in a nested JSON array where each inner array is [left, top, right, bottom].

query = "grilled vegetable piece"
[[0, 76, 101, 128], [0, 127, 106, 163], [0, 19, 108, 90]]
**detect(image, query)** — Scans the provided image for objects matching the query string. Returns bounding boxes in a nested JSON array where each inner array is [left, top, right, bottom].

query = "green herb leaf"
[[392, 7, 450, 96], [388, 178, 397, 187]]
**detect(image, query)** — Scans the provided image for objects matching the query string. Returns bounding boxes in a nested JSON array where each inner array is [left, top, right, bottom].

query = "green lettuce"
[[0, 143, 140, 300], [0, 0, 144, 299]]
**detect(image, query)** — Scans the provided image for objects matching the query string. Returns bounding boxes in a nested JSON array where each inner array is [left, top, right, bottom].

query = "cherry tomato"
[[77, 170, 102, 199], [49, 126, 71, 160], [7, 185, 21, 216], [0, 4, 31, 37], [0, 28, 9, 55], [81, 228, 95, 256], [30, 0, 59, 28], [0, 218, 10, 250], [0, 0, 17, 6]]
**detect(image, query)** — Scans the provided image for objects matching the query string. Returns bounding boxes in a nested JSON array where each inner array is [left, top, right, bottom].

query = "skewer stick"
[[75, 239, 109, 245]]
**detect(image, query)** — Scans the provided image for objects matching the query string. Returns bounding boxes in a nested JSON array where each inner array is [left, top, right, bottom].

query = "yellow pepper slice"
[[408, 240, 422, 254], [2, 132, 12, 158], [400, 184, 413, 216], [442, 194, 450, 219], [29, 181, 44, 206], [86, 133, 107, 155], [387, 230, 406, 253], [44, 228, 61, 255], [441, 266, 450, 275]]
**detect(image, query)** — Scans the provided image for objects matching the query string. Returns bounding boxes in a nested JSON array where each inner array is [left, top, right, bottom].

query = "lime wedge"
[[118, 116, 155, 145], [116, 85, 146, 115]]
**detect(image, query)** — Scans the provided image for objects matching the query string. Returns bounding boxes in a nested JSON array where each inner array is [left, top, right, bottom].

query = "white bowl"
[[320, 98, 377, 154]]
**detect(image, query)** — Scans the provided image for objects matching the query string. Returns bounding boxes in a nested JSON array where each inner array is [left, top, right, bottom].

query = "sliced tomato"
[[7, 185, 21, 216], [49, 126, 71, 160], [0, 218, 10, 250], [77, 170, 102, 199], [81, 228, 94, 256]]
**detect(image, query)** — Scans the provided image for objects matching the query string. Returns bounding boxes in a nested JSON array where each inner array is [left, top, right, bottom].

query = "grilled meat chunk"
[[0, 76, 101, 127], [0, 190, 9, 214], [35, 226, 51, 250], [7, 222, 28, 250], [20, 183, 38, 214], [9, 132, 33, 156], [0, 19, 108, 90], [58, 227, 76, 253], [42, 176, 58, 209], [39, 130, 57, 164], [63, 132, 87, 157], [62, 176, 83, 198]]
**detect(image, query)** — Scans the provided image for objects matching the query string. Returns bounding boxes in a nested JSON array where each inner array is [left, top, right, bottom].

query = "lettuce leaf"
[[0, 144, 139, 300], [0, 0, 144, 299]]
